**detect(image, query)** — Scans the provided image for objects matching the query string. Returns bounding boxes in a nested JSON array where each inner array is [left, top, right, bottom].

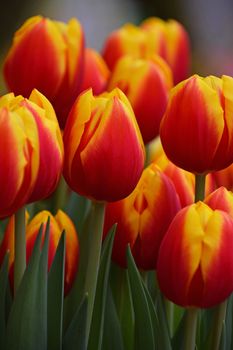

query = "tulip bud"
[[141, 17, 190, 84], [204, 186, 233, 219], [103, 165, 181, 269], [80, 48, 110, 95], [108, 55, 173, 144], [63, 88, 145, 202], [160, 75, 233, 174], [0, 92, 40, 218], [2, 210, 79, 295], [157, 202, 233, 308], [149, 138, 215, 207], [4, 16, 85, 128], [102, 23, 148, 70]]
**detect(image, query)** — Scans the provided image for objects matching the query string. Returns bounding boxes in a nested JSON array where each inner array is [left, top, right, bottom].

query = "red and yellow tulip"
[[80, 48, 110, 95], [212, 163, 233, 191], [204, 186, 233, 219], [160, 75, 233, 174], [141, 17, 190, 84], [108, 55, 173, 144], [4, 16, 84, 128], [0, 210, 79, 295], [157, 201, 233, 308], [63, 88, 145, 202], [103, 164, 181, 269]]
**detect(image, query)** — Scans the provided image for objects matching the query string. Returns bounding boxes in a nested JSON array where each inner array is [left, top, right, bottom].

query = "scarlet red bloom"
[[103, 165, 181, 269], [63, 88, 145, 202], [160, 75, 233, 174], [157, 202, 233, 308], [4, 16, 85, 128]]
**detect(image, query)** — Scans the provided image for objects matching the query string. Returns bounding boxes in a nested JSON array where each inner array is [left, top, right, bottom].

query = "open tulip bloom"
[[1, 13, 233, 350]]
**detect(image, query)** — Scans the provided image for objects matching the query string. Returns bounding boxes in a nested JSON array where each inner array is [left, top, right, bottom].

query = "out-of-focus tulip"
[[0, 90, 63, 218], [141, 17, 190, 84], [157, 201, 233, 308], [108, 55, 172, 144], [149, 138, 215, 207], [103, 165, 181, 269], [0, 92, 39, 218], [1, 210, 79, 295], [212, 163, 233, 191], [205, 186, 233, 218], [102, 23, 148, 70], [4, 15, 85, 128], [80, 48, 110, 95], [160, 75, 233, 174], [63, 88, 145, 202]]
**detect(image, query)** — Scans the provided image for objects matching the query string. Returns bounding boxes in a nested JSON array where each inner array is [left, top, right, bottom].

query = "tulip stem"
[[14, 206, 26, 295], [84, 201, 105, 344], [210, 300, 227, 350], [195, 174, 206, 202], [184, 307, 198, 350]]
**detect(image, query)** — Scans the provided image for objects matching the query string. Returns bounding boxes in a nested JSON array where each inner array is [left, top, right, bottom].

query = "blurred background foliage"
[[1, 0, 233, 94]]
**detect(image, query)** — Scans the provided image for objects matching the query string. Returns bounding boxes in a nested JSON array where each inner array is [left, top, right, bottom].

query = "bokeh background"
[[1, 0, 233, 94]]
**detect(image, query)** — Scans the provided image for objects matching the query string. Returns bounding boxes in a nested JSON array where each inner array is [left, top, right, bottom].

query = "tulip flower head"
[[141, 17, 190, 84], [157, 201, 233, 308], [103, 164, 181, 269], [204, 186, 233, 219], [1, 210, 79, 295], [160, 75, 233, 174], [4, 16, 85, 128], [108, 55, 173, 144], [63, 88, 145, 202], [80, 48, 110, 95]]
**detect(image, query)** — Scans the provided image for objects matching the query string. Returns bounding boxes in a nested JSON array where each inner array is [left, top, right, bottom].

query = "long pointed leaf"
[[0, 253, 9, 349]]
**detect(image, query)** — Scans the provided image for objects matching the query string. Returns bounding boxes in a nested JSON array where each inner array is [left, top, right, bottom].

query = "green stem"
[[194, 174, 206, 202], [52, 176, 68, 212], [84, 201, 105, 342], [14, 206, 26, 295], [164, 298, 174, 336], [184, 308, 198, 350], [210, 300, 227, 350]]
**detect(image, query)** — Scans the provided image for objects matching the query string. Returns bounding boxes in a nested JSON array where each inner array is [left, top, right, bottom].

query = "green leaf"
[[127, 247, 155, 350], [63, 295, 88, 350], [6, 220, 49, 350], [0, 253, 9, 349], [142, 281, 172, 350], [88, 225, 116, 350], [47, 231, 66, 350], [102, 286, 124, 350], [110, 263, 135, 350]]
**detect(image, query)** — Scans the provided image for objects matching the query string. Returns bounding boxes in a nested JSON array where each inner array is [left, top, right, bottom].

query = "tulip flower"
[[102, 23, 148, 70], [103, 164, 181, 269], [157, 201, 233, 308], [63, 88, 145, 202], [3, 15, 85, 128], [205, 186, 233, 219], [80, 48, 110, 95], [212, 163, 233, 191], [141, 17, 190, 84], [160, 75, 233, 174], [1, 210, 79, 295], [108, 55, 173, 144]]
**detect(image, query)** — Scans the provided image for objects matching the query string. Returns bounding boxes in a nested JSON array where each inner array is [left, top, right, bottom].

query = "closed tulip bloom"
[[205, 186, 233, 219], [63, 88, 145, 202], [103, 165, 181, 269], [102, 23, 148, 70], [108, 55, 173, 144], [160, 75, 233, 174], [0, 92, 40, 218], [4, 16, 84, 128], [2, 210, 79, 295], [157, 202, 233, 308], [141, 17, 190, 84], [212, 163, 233, 191], [26, 89, 64, 202], [80, 48, 110, 95]]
